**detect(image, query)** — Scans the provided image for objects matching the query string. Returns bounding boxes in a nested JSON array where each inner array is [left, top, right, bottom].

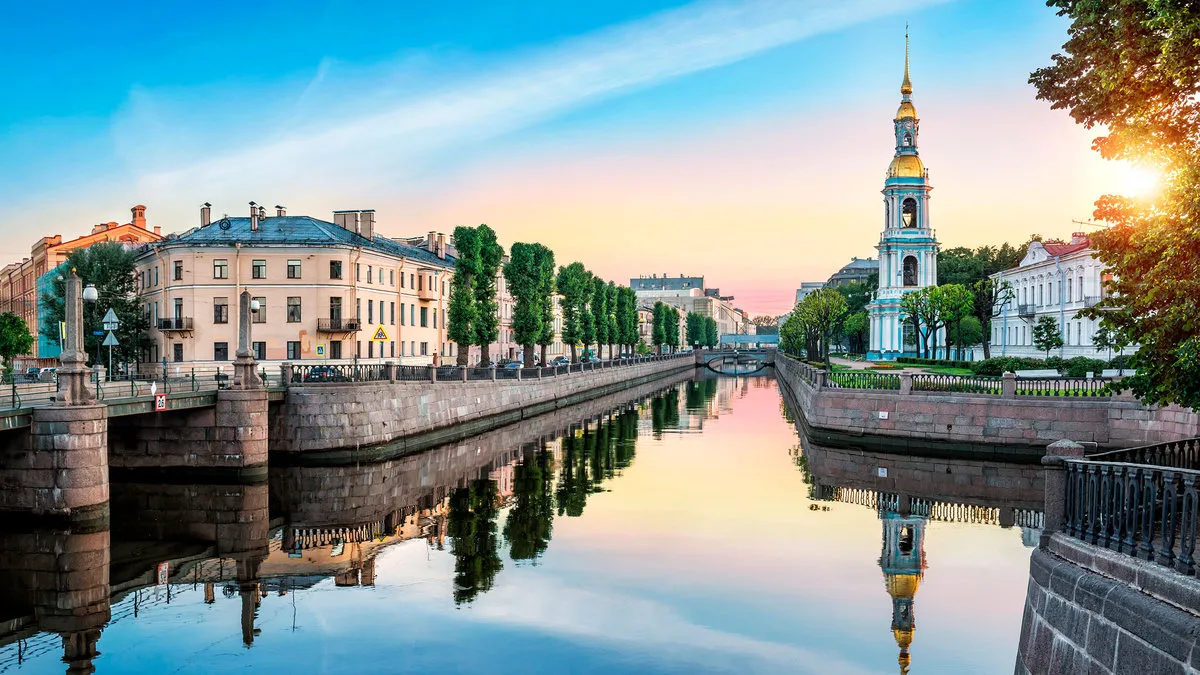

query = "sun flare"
[[1112, 161, 1162, 199]]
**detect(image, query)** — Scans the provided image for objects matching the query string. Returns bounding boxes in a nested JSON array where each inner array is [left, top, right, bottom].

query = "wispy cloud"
[[133, 0, 949, 202]]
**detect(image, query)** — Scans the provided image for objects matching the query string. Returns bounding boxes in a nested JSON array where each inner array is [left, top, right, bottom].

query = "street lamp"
[[82, 283, 98, 367]]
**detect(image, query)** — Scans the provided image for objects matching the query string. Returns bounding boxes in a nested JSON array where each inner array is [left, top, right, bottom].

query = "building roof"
[[1041, 239, 1091, 256], [150, 215, 455, 269], [631, 275, 704, 292]]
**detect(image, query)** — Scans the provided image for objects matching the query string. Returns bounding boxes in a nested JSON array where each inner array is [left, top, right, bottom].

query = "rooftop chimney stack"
[[250, 201, 259, 231], [426, 231, 437, 253], [201, 202, 212, 227], [1071, 232, 1088, 245], [258, 205, 266, 221], [276, 205, 286, 217], [360, 210, 375, 241], [436, 233, 446, 259]]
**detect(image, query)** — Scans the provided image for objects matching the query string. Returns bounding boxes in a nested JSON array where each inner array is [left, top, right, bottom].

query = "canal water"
[[0, 373, 1041, 674]]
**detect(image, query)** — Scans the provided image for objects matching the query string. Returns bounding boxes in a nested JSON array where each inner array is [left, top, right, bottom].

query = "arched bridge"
[[700, 348, 775, 376]]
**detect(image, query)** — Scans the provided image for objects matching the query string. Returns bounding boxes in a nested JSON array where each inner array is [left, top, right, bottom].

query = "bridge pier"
[[25, 405, 109, 522], [212, 389, 269, 470]]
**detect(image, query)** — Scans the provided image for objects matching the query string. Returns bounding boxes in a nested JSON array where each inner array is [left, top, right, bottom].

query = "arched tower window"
[[901, 197, 918, 228], [899, 525, 914, 555], [902, 133, 913, 147], [903, 256, 918, 287]]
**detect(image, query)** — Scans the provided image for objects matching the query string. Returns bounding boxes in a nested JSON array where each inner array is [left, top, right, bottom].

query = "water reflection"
[[1, 372, 1040, 674]]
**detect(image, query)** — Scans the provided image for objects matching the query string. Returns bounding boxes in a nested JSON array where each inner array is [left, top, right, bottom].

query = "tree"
[[472, 225, 504, 368], [605, 282, 619, 359], [664, 307, 680, 351], [534, 245, 556, 367], [579, 275, 596, 359], [935, 284, 975, 360], [503, 242, 544, 367], [780, 311, 806, 358], [41, 242, 150, 370], [797, 289, 847, 370], [937, 244, 1025, 358], [899, 289, 933, 359], [842, 311, 869, 355], [592, 276, 609, 360], [555, 262, 590, 362], [0, 313, 33, 373], [447, 226, 480, 366], [1033, 315, 1065, 359], [651, 302, 666, 353], [949, 315, 983, 357], [1030, 1, 1200, 408], [686, 313, 703, 348], [503, 450, 554, 562], [447, 479, 502, 605], [1093, 324, 1125, 363], [704, 316, 718, 348]]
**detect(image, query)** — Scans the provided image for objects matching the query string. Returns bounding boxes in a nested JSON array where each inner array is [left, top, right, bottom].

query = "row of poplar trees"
[[446, 224, 645, 368]]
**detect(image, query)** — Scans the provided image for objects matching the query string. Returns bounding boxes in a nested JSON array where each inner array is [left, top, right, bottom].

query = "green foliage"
[[447, 478, 502, 605], [592, 276, 609, 353], [580, 277, 596, 351], [704, 316, 718, 348], [686, 312, 703, 347], [1032, 315, 1065, 358], [0, 313, 33, 368], [472, 225, 504, 365], [41, 243, 150, 368], [664, 306, 680, 349], [780, 312, 806, 358], [503, 242, 545, 366], [535, 245, 556, 354], [937, 244, 1025, 357], [1030, 0, 1200, 409], [651, 301, 666, 349], [605, 282, 620, 355], [447, 226, 479, 364], [555, 262, 592, 362], [896, 356, 977, 369], [635, 338, 651, 355], [503, 450, 554, 562], [841, 311, 869, 355]]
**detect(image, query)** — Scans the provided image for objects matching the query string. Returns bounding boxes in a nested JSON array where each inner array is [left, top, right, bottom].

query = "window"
[[401, 272, 405, 288], [173, 343, 183, 362], [287, 259, 301, 279], [252, 296, 266, 323], [173, 298, 183, 320], [902, 256, 918, 287], [153, 266, 159, 286], [330, 260, 343, 279], [410, 273, 415, 288], [379, 268, 384, 284], [356, 341, 362, 358], [442, 281, 446, 295], [287, 341, 301, 360], [287, 297, 301, 322], [401, 341, 406, 356], [356, 264, 362, 281], [390, 270, 395, 286], [213, 259, 229, 279], [390, 302, 395, 325], [173, 261, 183, 281], [411, 340, 415, 355], [420, 341, 428, 356], [330, 297, 342, 321], [390, 341, 395, 357], [252, 259, 266, 279], [253, 341, 266, 361], [368, 341, 374, 358], [214, 342, 229, 361], [410, 304, 415, 325], [433, 308, 437, 329], [418, 275, 423, 291], [400, 303, 406, 325], [214, 297, 229, 324], [420, 306, 428, 327], [901, 197, 917, 228], [367, 265, 373, 284], [368, 299, 374, 324], [330, 341, 342, 359], [356, 298, 361, 320]]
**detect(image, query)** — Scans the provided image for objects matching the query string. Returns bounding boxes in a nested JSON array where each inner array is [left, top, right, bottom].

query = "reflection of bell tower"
[[880, 513, 927, 674]]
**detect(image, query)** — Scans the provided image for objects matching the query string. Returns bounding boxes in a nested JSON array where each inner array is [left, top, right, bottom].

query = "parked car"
[[23, 367, 39, 382], [37, 367, 56, 382], [502, 362, 522, 369], [550, 356, 570, 367], [302, 365, 342, 382]]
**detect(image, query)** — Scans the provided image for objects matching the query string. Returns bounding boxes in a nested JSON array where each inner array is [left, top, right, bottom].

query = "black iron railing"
[[317, 318, 362, 332], [1088, 438, 1200, 471], [912, 374, 1002, 395], [396, 365, 428, 381], [827, 371, 901, 390], [1064, 459, 1198, 577], [1015, 377, 1111, 397], [435, 365, 460, 381], [157, 317, 193, 331], [291, 364, 389, 383]]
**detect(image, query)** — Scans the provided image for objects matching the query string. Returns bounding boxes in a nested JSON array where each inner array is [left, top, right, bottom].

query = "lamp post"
[[82, 284, 98, 368]]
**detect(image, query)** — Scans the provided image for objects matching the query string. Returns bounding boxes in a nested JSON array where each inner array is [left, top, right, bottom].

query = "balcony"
[[418, 286, 437, 301], [1083, 295, 1101, 308], [158, 317, 193, 332], [317, 317, 361, 333], [1017, 304, 1036, 319]]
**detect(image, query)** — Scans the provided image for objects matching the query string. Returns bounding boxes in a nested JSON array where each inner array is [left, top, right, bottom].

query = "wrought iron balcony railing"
[[157, 317, 193, 331], [317, 318, 361, 333]]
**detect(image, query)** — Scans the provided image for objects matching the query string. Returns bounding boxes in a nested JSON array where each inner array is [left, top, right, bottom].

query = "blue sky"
[[0, 1, 1118, 313]]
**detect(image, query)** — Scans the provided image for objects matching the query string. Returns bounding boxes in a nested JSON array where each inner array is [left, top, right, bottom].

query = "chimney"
[[131, 205, 147, 229], [153, 226, 161, 235], [360, 210, 375, 241], [436, 233, 446, 259], [276, 205, 286, 217], [258, 205, 266, 221], [1071, 232, 1088, 245], [201, 202, 212, 227], [250, 201, 259, 231], [426, 231, 436, 253]]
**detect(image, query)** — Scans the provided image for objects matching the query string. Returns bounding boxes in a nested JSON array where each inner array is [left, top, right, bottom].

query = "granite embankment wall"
[[269, 356, 694, 462], [775, 352, 1199, 459], [1015, 535, 1200, 674], [273, 369, 694, 527]]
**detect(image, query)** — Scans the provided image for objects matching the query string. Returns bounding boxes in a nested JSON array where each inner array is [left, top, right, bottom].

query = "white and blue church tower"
[[867, 33, 941, 361]]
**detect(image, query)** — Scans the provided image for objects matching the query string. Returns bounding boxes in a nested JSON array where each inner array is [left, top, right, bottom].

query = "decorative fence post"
[[280, 362, 293, 387], [490, 367, 497, 382], [1042, 439, 1085, 545], [460, 366, 468, 382], [388, 362, 398, 383], [1001, 372, 1017, 399], [899, 373, 913, 395], [428, 365, 437, 383], [814, 370, 826, 390]]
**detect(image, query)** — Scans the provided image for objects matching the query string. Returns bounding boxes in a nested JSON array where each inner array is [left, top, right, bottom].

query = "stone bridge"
[[696, 348, 775, 376]]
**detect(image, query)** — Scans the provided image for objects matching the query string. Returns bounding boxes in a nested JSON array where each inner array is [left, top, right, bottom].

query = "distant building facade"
[[0, 205, 162, 361], [795, 282, 825, 306], [989, 233, 1129, 360], [631, 274, 747, 336], [827, 258, 880, 288]]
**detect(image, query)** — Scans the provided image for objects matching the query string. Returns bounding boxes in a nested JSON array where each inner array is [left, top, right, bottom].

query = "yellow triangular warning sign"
[[372, 325, 389, 341]]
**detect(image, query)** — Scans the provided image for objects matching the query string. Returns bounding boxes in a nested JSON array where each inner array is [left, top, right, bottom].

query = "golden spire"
[[900, 26, 912, 96]]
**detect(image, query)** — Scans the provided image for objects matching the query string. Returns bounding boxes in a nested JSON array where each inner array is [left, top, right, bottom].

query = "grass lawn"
[[916, 365, 976, 376]]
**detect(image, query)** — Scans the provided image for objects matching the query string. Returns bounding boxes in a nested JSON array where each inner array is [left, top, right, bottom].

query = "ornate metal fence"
[[1015, 377, 1111, 397], [911, 373, 1003, 395], [1064, 459, 1198, 577], [396, 365, 429, 381], [291, 364, 390, 383], [827, 371, 901, 390], [1088, 438, 1200, 471]]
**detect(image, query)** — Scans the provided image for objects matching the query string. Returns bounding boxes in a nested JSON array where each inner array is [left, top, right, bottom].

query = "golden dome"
[[895, 100, 917, 121], [886, 572, 922, 598], [888, 154, 925, 178], [894, 628, 914, 650]]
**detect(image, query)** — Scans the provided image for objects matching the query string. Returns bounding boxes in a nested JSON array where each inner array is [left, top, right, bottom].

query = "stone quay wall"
[[270, 356, 694, 461], [775, 352, 1199, 458], [1015, 534, 1200, 674], [0, 405, 109, 522]]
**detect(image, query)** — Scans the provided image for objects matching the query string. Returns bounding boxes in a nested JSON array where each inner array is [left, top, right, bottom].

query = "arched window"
[[901, 197, 917, 228], [903, 132, 913, 147], [899, 525, 915, 555], [903, 256, 918, 287]]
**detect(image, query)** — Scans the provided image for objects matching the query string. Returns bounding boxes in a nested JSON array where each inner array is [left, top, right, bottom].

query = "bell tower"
[[867, 29, 941, 360]]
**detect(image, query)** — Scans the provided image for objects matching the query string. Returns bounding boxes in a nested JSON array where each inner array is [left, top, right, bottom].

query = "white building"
[[990, 233, 1128, 359], [795, 282, 825, 306]]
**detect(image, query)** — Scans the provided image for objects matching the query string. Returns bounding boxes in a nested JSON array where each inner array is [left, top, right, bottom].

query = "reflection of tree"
[[684, 379, 719, 413], [447, 479, 502, 604], [556, 434, 590, 517], [504, 450, 555, 563], [650, 389, 681, 437]]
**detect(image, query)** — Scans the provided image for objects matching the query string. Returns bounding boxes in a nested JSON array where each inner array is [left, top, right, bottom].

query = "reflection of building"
[[880, 512, 926, 674], [866, 34, 941, 361]]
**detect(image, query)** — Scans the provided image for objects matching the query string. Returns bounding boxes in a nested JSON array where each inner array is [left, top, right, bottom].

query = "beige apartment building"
[[135, 204, 457, 369]]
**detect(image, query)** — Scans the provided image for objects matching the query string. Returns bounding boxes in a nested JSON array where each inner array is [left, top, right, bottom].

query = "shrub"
[[895, 356, 975, 369], [970, 356, 1050, 376], [1064, 357, 1108, 377], [1108, 354, 1134, 370]]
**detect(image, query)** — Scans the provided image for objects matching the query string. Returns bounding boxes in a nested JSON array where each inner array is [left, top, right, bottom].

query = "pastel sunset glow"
[[0, 0, 1124, 314]]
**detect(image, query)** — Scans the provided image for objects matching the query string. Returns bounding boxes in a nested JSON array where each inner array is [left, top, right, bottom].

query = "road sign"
[[102, 331, 119, 347], [155, 561, 169, 585], [154, 393, 167, 412], [59, 322, 66, 341], [102, 308, 120, 331], [371, 325, 389, 341], [316, 344, 325, 357], [91, 330, 104, 336]]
